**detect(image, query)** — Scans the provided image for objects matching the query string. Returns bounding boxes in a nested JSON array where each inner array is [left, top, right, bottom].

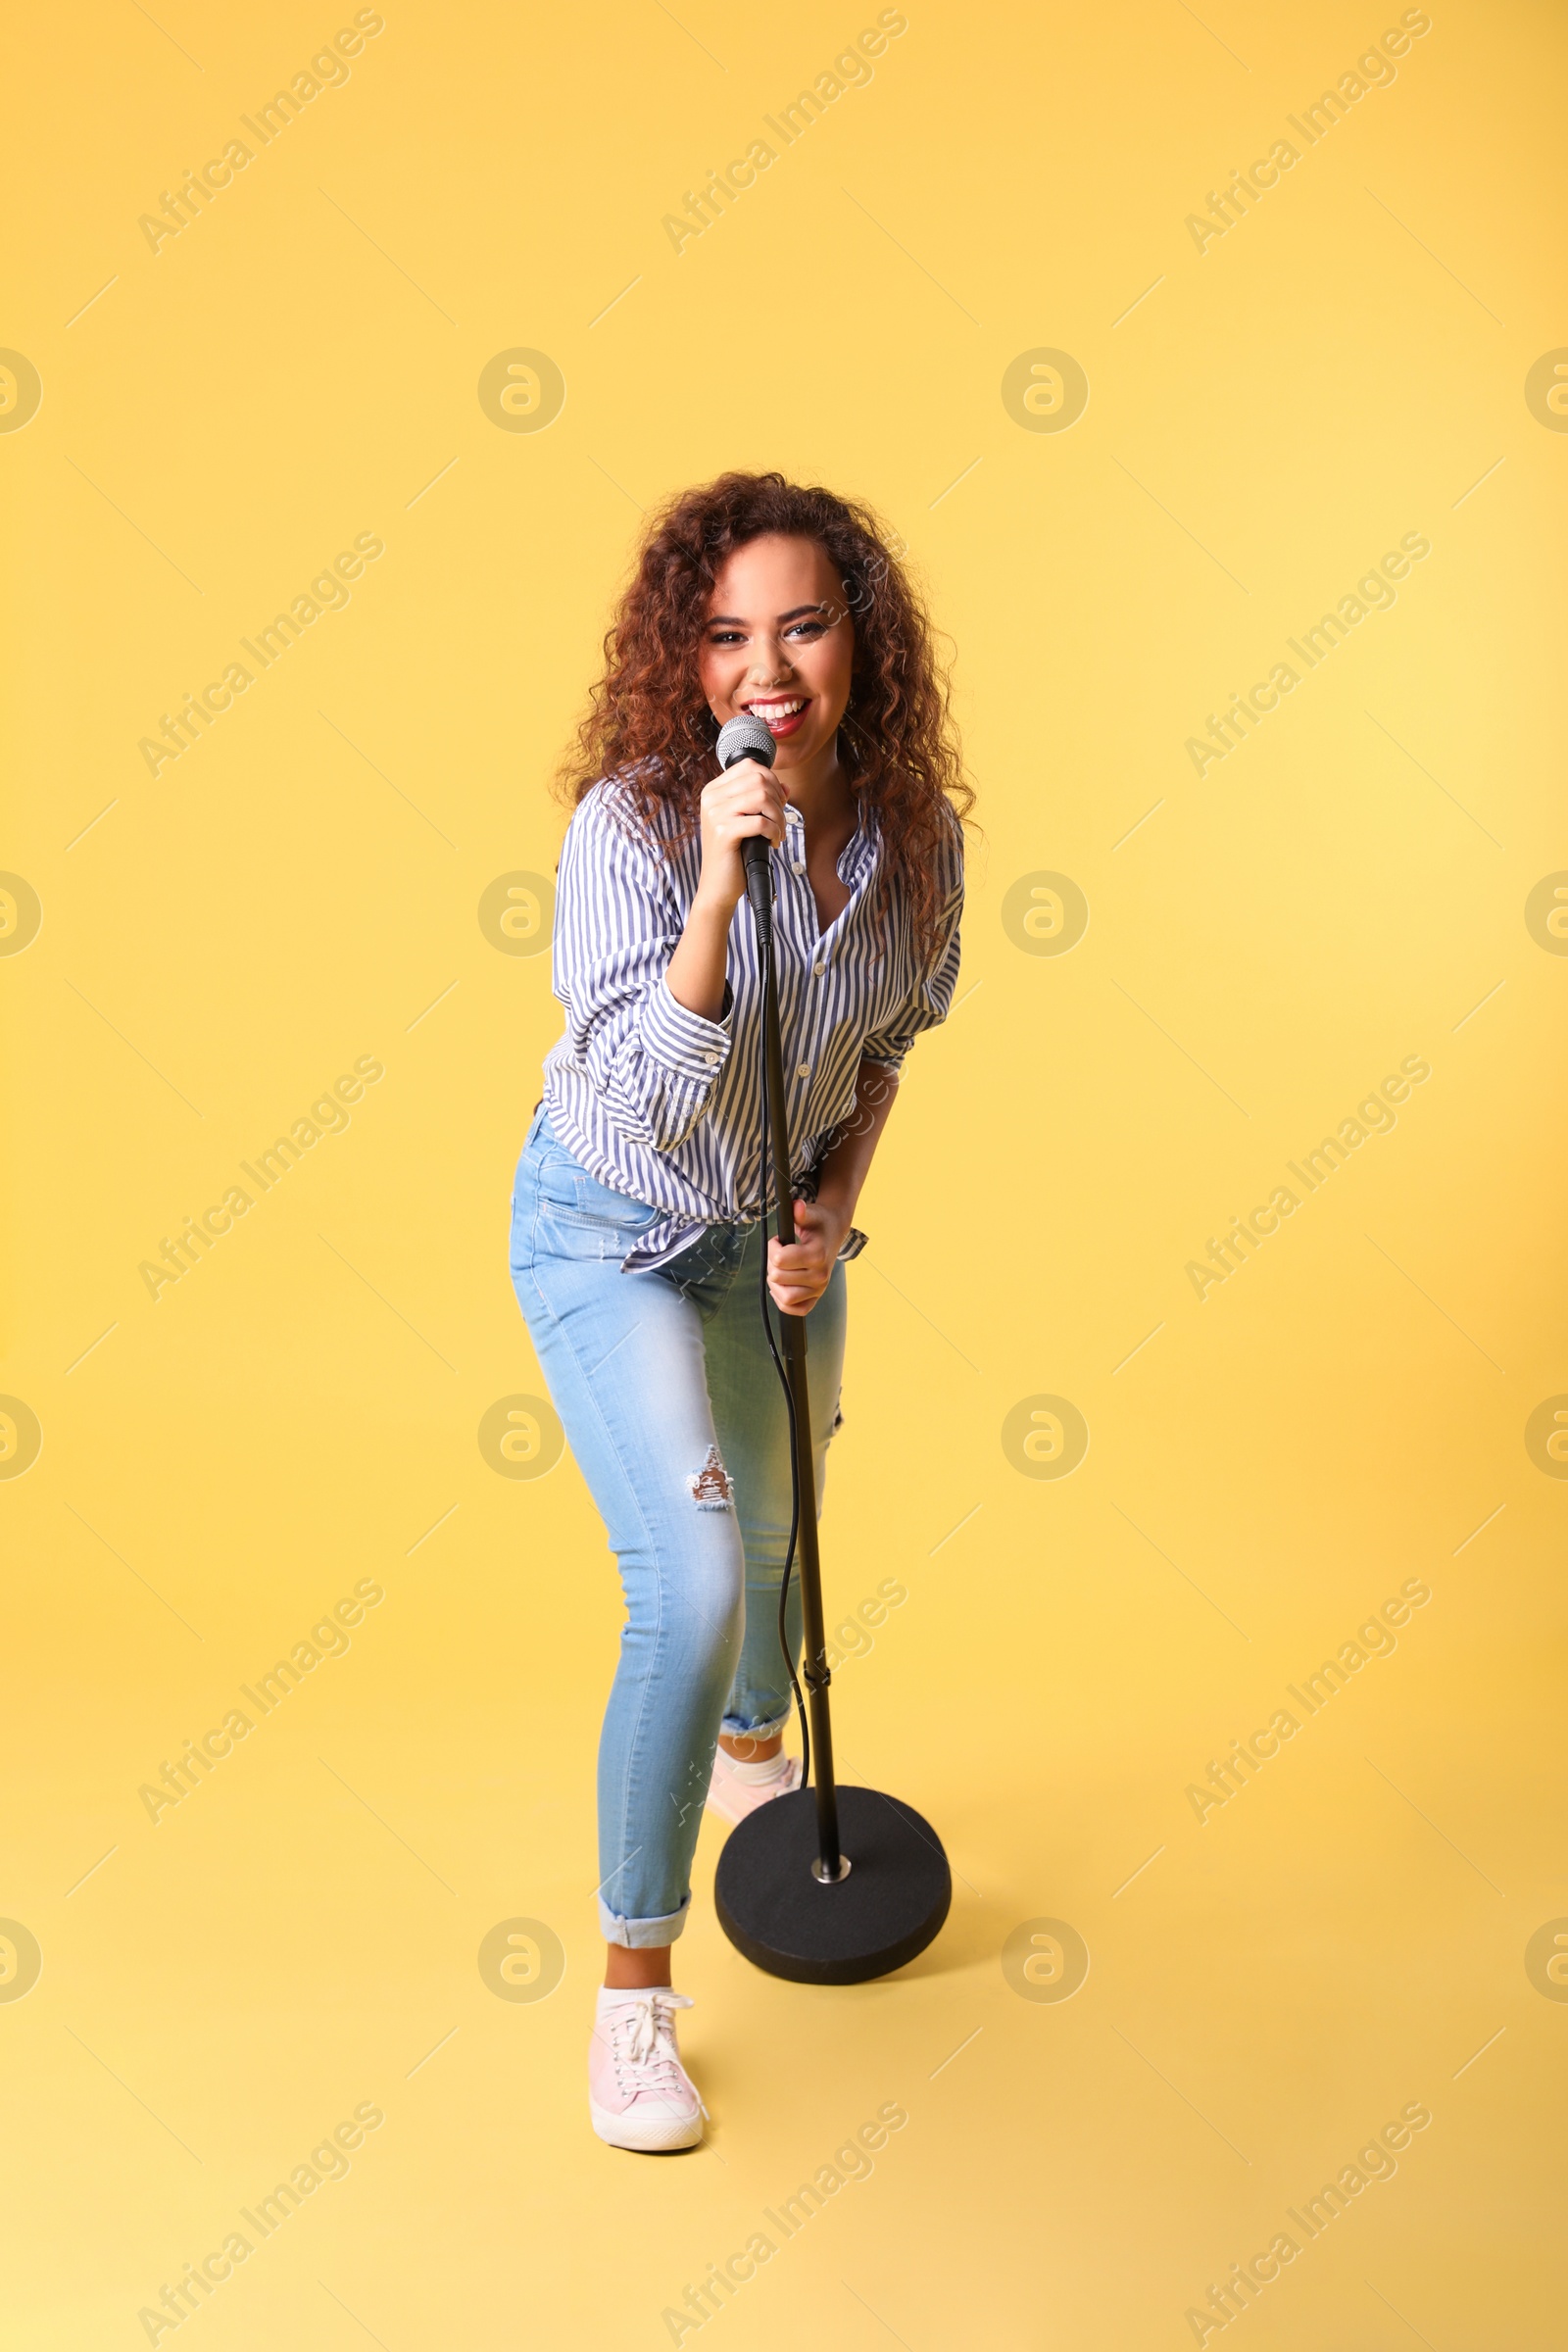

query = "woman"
[[509, 470, 970, 2152]]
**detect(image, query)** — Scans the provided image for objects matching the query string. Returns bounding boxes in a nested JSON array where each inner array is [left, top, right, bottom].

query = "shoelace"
[[612, 1992, 709, 2117]]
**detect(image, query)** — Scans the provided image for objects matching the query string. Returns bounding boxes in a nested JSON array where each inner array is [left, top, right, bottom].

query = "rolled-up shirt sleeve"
[[552, 785, 734, 1152], [858, 820, 965, 1076]]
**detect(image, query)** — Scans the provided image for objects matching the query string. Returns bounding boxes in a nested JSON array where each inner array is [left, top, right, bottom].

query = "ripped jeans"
[[509, 1106, 848, 1947]]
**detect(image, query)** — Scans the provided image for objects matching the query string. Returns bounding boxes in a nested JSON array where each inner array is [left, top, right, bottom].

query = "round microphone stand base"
[[714, 1786, 951, 1985]]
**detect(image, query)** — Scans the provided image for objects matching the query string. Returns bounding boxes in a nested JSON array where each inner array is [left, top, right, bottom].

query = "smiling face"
[[697, 534, 855, 776]]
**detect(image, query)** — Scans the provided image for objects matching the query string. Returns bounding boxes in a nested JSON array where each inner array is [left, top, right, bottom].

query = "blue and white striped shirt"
[[540, 771, 964, 1271]]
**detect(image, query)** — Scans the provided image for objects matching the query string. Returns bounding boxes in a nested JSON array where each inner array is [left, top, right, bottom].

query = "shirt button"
[[796, 1062, 810, 1080], [702, 1052, 718, 1066], [812, 960, 824, 976]]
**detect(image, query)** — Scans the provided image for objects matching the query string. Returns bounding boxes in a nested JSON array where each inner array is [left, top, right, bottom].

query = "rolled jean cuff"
[[719, 1709, 793, 1743], [598, 1890, 691, 1948]]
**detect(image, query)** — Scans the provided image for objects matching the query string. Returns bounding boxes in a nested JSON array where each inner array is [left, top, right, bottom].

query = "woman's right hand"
[[695, 759, 788, 912]]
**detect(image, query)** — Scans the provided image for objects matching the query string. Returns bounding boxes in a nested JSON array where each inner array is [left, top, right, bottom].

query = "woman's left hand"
[[767, 1198, 852, 1316]]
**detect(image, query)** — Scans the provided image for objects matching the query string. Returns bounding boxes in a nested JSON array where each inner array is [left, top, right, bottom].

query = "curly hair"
[[555, 470, 973, 959]]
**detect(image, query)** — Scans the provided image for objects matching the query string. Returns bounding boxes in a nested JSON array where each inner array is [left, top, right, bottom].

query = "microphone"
[[715, 711, 778, 947]]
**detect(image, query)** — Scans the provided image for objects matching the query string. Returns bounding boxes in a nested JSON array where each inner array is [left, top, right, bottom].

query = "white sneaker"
[[589, 1989, 707, 2152], [706, 1746, 803, 1826]]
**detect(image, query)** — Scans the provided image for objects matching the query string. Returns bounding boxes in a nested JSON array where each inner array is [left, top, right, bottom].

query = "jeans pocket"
[[542, 1199, 660, 1240], [526, 1146, 661, 1243]]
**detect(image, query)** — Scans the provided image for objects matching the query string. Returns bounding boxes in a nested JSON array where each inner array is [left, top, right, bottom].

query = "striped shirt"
[[540, 770, 964, 1272]]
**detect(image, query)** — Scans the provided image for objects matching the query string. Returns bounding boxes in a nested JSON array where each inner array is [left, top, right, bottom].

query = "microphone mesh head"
[[715, 711, 777, 769]]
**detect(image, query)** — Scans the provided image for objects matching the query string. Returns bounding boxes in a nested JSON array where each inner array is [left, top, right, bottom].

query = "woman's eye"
[[786, 620, 824, 640]]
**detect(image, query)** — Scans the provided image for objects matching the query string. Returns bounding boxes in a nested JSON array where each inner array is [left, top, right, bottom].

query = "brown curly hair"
[[555, 470, 973, 959]]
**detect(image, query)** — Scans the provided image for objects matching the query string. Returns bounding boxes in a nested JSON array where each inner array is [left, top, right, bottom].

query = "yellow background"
[[4, 0, 1566, 2342]]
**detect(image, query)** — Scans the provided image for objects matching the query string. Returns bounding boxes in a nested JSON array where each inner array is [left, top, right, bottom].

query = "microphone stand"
[[745, 837, 845, 1884], [712, 828, 951, 1984]]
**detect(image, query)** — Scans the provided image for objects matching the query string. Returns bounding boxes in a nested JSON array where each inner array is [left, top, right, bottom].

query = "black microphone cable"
[[716, 710, 813, 1779], [752, 910, 811, 1786]]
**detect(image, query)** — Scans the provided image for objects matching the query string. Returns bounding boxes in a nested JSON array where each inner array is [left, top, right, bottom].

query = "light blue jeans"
[[509, 1105, 848, 1947]]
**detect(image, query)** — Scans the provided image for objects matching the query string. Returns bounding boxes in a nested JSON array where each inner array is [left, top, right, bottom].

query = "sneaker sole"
[[590, 2099, 704, 2153]]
